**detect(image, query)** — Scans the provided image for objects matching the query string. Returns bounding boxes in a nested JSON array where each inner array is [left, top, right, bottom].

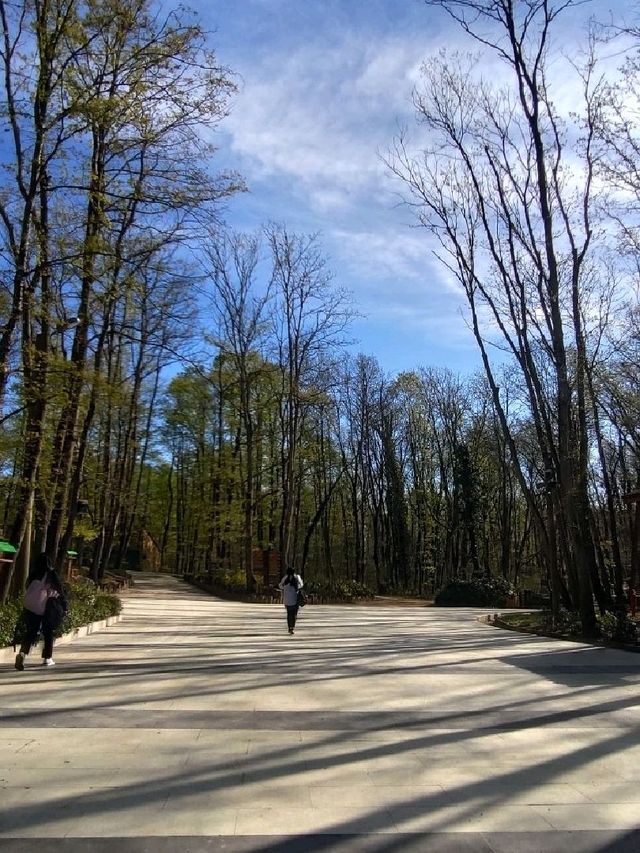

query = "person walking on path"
[[14, 553, 66, 671], [278, 566, 304, 634]]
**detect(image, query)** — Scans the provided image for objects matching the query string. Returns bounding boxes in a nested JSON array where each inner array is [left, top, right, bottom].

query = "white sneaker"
[[42, 658, 55, 667]]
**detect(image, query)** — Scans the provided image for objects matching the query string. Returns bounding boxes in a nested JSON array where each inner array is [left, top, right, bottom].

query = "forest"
[[1, 0, 639, 639]]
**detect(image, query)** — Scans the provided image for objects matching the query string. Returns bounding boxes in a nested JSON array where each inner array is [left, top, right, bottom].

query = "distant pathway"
[[1, 573, 640, 851], [369, 595, 432, 606]]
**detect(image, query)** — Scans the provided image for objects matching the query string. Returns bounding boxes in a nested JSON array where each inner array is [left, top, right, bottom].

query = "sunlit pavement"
[[1, 573, 640, 852]]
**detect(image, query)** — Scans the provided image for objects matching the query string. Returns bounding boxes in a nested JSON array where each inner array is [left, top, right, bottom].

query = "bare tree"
[[266, 225, 353, 569], [206, 231, 272, 591], [388, 0, 612, 632]]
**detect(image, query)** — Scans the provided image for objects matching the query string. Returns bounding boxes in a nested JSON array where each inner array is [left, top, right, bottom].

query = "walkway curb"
[[0, 613, 123, 664]]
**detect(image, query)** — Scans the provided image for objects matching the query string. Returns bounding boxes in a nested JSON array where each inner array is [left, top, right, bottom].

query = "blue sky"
[[187, 0, 620, 376]]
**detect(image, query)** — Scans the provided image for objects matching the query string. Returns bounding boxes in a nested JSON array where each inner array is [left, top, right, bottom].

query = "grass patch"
[[497, 611, 545, 632], [496, 609, 639, 646]]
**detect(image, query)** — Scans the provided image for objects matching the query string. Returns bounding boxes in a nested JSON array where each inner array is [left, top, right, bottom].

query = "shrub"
[[197, 568, 247, 593], [550, 608, 583, 635], [60, 580, 121, 634], [597, 611, 638, 643], [303, 579, 375, 601], [434, 576, 516, 607], [547, 608, 637, 643], [0, 599, 21, 648], [0, 578, 121, 647]]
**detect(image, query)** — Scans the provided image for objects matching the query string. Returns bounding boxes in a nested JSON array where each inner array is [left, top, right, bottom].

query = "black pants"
[[20, 609, 54, 659], [286, 605, 299, 631]]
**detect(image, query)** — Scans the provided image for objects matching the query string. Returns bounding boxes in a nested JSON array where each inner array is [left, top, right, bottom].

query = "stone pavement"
[[1, 574, 640, 852]]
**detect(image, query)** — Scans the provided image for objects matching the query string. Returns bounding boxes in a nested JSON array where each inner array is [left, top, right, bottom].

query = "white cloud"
[[223, 35, 428, 207], [327, 225, 470, 347], [307, 186, 353, 213], [329, 226, 458, 289], [214, 0, 625, 374]]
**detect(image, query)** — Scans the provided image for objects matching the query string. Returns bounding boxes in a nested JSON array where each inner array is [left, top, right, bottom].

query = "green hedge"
[[543, 608, 637, 642], [187, 569, 252, 595], [434, 576, 516, 607], [0, 599, 21, 649], [303, 579, 375, 602], [0, 578, 121, 648], [596, 611, 638, 643], [187, 574, 375, 603]]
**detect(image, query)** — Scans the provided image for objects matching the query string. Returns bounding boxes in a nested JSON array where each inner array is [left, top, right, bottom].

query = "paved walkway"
[[1, 574, 640, 852]]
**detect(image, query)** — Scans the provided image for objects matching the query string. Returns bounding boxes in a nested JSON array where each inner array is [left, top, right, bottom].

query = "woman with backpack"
[[278, 565, 304, 635], [15, 553, 66, 671]]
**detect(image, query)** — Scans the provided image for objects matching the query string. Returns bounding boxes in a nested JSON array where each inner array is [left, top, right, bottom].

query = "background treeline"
[[1, 0, 640, 637]]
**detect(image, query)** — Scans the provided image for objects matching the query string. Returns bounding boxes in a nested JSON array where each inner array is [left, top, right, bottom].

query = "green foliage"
[[0, 579, 121, 647], [597, 612, 638, 643], [498, 608, 638, 646], [304, 579, 375, 601], [497, 611, 544, 631], [0, 599, 21, 648], [59, 579, 122, 635], [434, 576, 515, 607], [550, 608, 583, 635], [72, 517, 100, 542], [207, 568, 246, 593], [187, 572, 375, 603]]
